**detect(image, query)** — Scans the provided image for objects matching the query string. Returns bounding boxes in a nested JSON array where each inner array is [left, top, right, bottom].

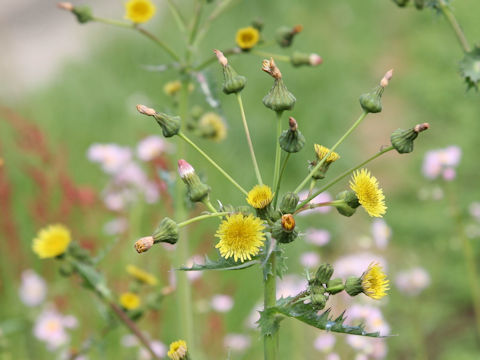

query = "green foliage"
[[460, 46, 480, 90], [178, 255, 260, 271]]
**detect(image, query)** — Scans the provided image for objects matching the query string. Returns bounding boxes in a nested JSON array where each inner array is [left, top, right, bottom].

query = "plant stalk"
[[437, 0, 471, 52], [272, 111, 283, 193], [264, 252, 278, 360]]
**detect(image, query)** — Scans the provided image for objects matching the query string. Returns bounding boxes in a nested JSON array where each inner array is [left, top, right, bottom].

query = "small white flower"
[[137, 135, 171, 162], [224, 333, 251, 352], [33, 307, 70, 350], [19, 270, 47, 307]]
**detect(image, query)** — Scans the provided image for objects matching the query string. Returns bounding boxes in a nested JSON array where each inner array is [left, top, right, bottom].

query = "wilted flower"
[[224, 334, 251, 352], [19, 270, 47, 307], [125, 0, 156, 23], [211, 294, 234, 313], [32, 224, 72, 259], [395, 267, 431, 296]]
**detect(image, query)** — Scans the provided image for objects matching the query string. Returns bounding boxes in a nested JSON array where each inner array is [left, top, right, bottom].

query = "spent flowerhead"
[[125, 0, 156, 23], [215, 213, 265, 262], [350, 169, 387, 217], [33, 224, 72, 259]]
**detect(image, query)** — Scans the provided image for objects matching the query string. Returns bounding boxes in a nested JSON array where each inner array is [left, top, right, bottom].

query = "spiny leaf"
[[177, 255, 260, 271], [460, 46, 480, 91], [258, 308, 285, 336]]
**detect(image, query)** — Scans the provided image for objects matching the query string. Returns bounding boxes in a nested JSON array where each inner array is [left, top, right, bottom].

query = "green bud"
[[345, 276, 363, 297], [392, 0, 410, 7], [59, 262, 75, 277], [271, 215, 298, 244], [251, 18, 264, 32], [178, 159, 210, 202], [72, 6, 94, 24], [153, 113, 181, 138], [310, 293, 327, 310], [279, 191, 299, 214], [315, 263, 334, 285], [290, 51, 323, 67], [326, 278, 345, 295], [263, 78, 296, 112], [275, 25, 303, 48], [68, 242, 92, 263], [414, 0, 425, 9], [359, 86, 383, 113], [152, 218, 179, 245], [390, 123, 429, 154], [279, 117, 305, 153], [222, 65, 247, 94]]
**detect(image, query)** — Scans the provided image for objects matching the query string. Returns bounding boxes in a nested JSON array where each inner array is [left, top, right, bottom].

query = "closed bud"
[[310, 293, 327, 310], [275, 25, 303, 48], [152, 218, 179, 245], [279, 191, 299, 214], [262, 58, 296, 112], [326, 278, 345, 295], [337, 190, 360, 208], [59, 262, 75, 277], [359, 86, 384, 113], [136, 104, 181, 137], [315, 263, 334, 285], [178, 159, 210, 202], [290, 51, 323, 67], [72, 5, 94, 24], [272, 217, 298, 244], [134, 236, 154, 253], [279, 117, 306, 153], [251, 18, 264, 32], [391, 123, 429, 154], [345, 276, 363, 297], [214, 49, 246, 94]]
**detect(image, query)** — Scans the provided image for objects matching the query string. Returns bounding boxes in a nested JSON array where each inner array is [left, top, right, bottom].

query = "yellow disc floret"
[[235, 26, 260, 50], [215, 213, 265, 262], [246, 185, 273, 209], [125, 0, 156, 24], [126, 265, 158, 286], [199, 112, 227, 142], [167, 340, 188, 360], [119, 292, 141, 310], [32, 224, 72, 259], [349, 168, 387, 217], [361, 262, 389, 300], [314, 144, 340, 163]]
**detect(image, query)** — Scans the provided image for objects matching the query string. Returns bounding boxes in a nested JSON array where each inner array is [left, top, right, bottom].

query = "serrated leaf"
[[460, 46, 480, 90], [177, 255, 260, 271], [258, 308, 285, 336], [260, 297, 384, 337]]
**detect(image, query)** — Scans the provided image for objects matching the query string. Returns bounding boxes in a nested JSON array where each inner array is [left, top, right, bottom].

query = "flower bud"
[[279, 117, 305, 153], [262, 58, 296, 112], [272, 216, 298, 244], [251, 18, 264, 32], [178, 159, 210, 202], [314, 263, 334, 285], [275, 25, 303, 48], [59, 262, 75, 277], [136, 104, 181, 137], [359, 86, 384, 113], [279, 191, 299, 214], [390, 123, 429, 154], [134, 236, 154, 253], [344, 276, 363, 297], [414, 0, 425, 10], [152, 218, 179, 245], [392, 0, 410, 7], [309, 145, 340, 179], [326, 278, 345, 295], [214, 49, 246, 94], [290, 51, 323, 67], [310, 293, 327, 310], [72, 5, 94, 24]]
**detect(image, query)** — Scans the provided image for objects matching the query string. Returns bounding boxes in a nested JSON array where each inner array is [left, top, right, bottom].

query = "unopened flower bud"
[[251, 18, 264, 31], [134, 236, 154, 253], [310, 293, 327, 310], [309, 53, 323, 66], [214, 49, 246, 94], [279, 191, 299, 214], [345, 276, 363, 297], [272, 217, 298, 244], [59, 262, 75, 277], [60, 3, 94, 24], [326, 278, 345, 295], [315, 263, 334, 285], [137, 105, 181, 138], [290, 51, 323, 67], [178, 159, 210, 202], [152, 218, 179, 245], [279, 117, 305, 153], [310, 145, 340, 179], [275, 25, 303, 48], [359, 70, 393, 113], [262, 59, 296, 112], [390, 123, 429, 154]]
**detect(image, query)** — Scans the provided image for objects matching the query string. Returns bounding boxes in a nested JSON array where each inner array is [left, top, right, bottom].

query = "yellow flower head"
[[167, 340, 188, 360], [32, 224, 72, 259], [361, 262, 389, 300], [349, 168, 387, 217], [125, 0, 156, 24], [314, 144, 340, 163], [246, 185, 273, 209], [164, 80, 182, 96], [126, 265, 158, 286], [120, 292, 141, 310], [199, 112, 227, 142], [235, 26, 260, 50], [215, 213, 265, 262]]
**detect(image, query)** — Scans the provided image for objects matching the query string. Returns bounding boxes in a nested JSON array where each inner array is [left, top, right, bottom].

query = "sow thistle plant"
[[32, 1, 434, 359]]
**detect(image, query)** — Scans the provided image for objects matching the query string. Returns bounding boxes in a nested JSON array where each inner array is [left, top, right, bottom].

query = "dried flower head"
[[361, 262, 389, 300], [125, 0, 156, 23], [262, 57, 282, 79], [246, 185, 273, 209], [350, 169, 387, 217], [214, 49, 228, 67], [33, 224, 72, 259], [380, 69, 394, 88], [314, 144, 340, 163], [235, 26, 260, 50], [136, 104, 157, 116], [134, 236, 154, 253], [215, 213, 265, 262], [167, 340, 188, 360], [119, 292, 141, 310], [126, 265, 158, 285], [57, 2, 74, 11]]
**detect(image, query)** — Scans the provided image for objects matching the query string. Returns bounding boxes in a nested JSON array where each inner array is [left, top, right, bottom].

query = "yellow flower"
[[314, 144, 340, 163], [246, 185, 273, 209], [215, 213, 265, 262], [349, 168, 387, 217], [119, 292, 141, 310], [126, 265, 158, 286], [199, 112, 227, 142], [125, 0, 156, 24], [164, 80, 182, 96], [235, 26, 260, 50], [361, 262, 389, 300], [167, 340, 188, 360], [32, 224, 72, 259]]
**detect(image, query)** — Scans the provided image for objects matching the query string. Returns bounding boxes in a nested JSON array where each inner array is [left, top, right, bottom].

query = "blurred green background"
[[1, 0, 480, 359]]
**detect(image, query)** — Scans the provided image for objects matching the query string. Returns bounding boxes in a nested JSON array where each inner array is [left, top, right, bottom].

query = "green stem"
[[194, 48, 239, 71], [203, 198, 219, 214], [252, 50, 291, 62], [295, 200, 344, 214], [272, 111, 283, 192], [264, 251, 278, 360], [296, 145, 394, 211], [307, 179, 316, 198], [165, 0, 187, 34], [437, 0, 471, 52], [178, 212, 228, 227], [236, 93, 263, 185], [294, 111, 368, 194], [273, 153, 291, 208], [177, 131, 248, 195]]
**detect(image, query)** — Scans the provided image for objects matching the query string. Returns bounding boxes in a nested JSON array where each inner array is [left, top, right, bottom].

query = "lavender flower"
[[19, 270, 47, 307], [395, 267, 431, 296]]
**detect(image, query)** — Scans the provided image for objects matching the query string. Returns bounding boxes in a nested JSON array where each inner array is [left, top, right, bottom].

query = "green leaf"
[[460, 46, 480, 90], [71, 259, 112, 300], [259, 297, 384, 337], [177, 255, 260, 271]]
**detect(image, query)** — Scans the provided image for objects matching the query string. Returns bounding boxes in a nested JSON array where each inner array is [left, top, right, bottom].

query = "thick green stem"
[[296, 145, 394, 211], [437, 0, 471, 53], [178, 212, 228, 227], [177, 132, 248, 195], [273, 153, 291, 208], [294, 111, 368, 194], [264, 252, 278, 360], [272, 112, 283, 192], [236, 93, 263, 185]]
